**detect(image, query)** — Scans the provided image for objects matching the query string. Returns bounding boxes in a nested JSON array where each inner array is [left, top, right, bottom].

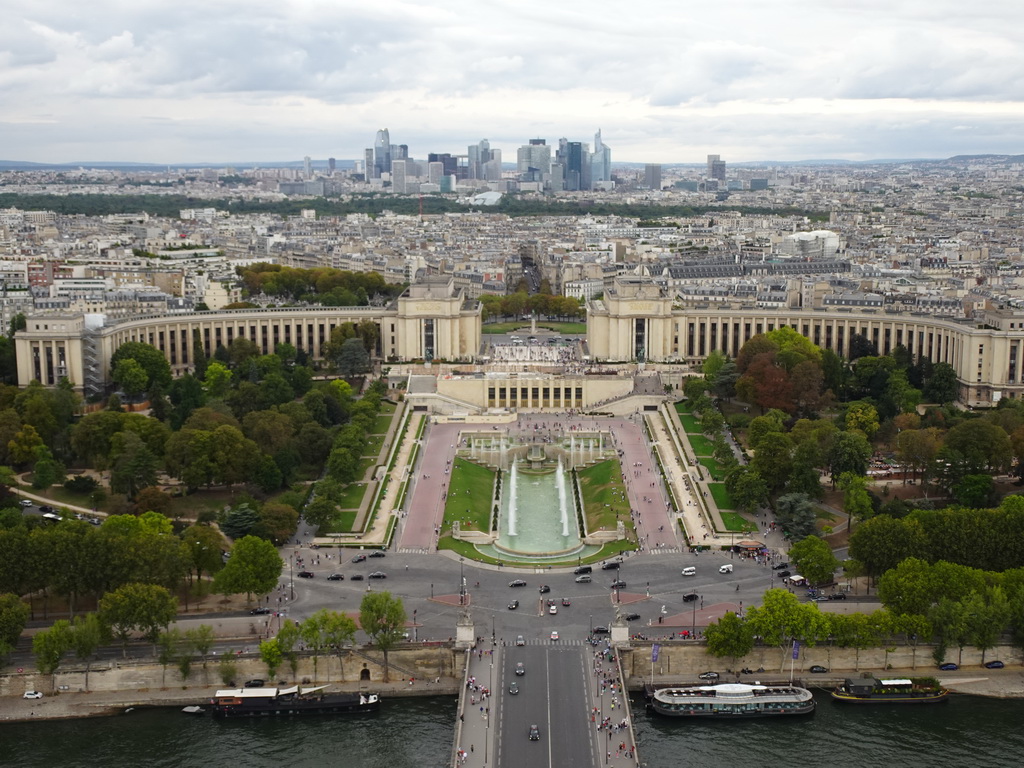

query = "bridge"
[[451, 636, 639, 767]]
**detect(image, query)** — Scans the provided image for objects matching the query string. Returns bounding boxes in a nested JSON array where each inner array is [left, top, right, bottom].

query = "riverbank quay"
[[0, 676, 460, 723]]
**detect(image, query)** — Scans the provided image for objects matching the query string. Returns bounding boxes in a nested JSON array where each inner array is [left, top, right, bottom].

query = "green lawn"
[[364, 434, 386, 456], [443, 458, 495, 533], [698, 456, 727, 481], [337, 482, 370, 510], [380, 401, 397, 413], [357, 456, 377, 480], [674, 401, 694, 414], [371, 413, 394, 435], [708, 482, 736, 511], [320, 508, 358, 534], [687, 433, 716, 456], [577, 459, 631, 531], [719, 511, 756, 533], [482, 321, 587, 334], [678, 413, 702, 434]]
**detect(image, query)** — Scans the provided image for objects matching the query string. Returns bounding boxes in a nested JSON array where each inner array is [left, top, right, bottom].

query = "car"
[[561, 597, 571, 606], [828, 593, 847, 600], [40, 505, 53, 513], [681, 567, 696, 577], [351, 554, 367, 563], [327, 573, 344, 581], [624, 612, 640, 621], [549, 605, 557, 615], [509, 579, 527, 588], [574, 575, 592, 583], [529, 724, 540, 741], [592, 626, 610, 635], [610, 580, 626, 589], [574, 565, 592, 575], [601, 561, 621, 570], [682, 592, 699, 602], [538, 585, 551, 594], [368, 550, 387, 558], [773, 562, 789, 570], [249, 607, 272, 615], [698, 671, 720, 680], [515, 663, 525, 676], [985, 660, 1005, 669], [89, 517, 101, 525], [19, 499, 33, 507], [244, 679, 266, 688], [368, 571, 387, 579], [809, 665, 830, 673], [22, 690, 43, 699], [349, 574, 364, 581], [297, 571, 315, 578], [516, 635, 525, 646], [777, 570, 792, 578], [550, 631, 559, 641], [718, 564, 733, 574], [508, 600, 519, 610], [938, 662, 959, 671], [508, 682, 519, 695]]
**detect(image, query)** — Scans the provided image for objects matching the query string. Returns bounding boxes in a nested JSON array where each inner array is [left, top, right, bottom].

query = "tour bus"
[[41, 513, 62, 523]]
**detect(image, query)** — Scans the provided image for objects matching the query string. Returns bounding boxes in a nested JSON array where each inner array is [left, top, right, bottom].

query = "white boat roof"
[[706, 683, 767, 693], [879, 679, 913, 686], [215, 688, 278, 697]]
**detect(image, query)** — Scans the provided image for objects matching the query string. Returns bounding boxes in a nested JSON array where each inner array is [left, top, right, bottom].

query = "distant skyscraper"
[[589, 129, 611, 188], [707, 154, 726, 181], [517, 138, 550, 181], [303, 156, 312, 179], [328, 157, 336, 175], [557, 140, 584, 191], [391, 160, 407, 193], [363, 148, 374, 179], [644, 164, 662, 190], [428, 162, 443, 185], [428, 153, 459, 178], [374, 129, 392, 179], [467, 139, 491, 180]]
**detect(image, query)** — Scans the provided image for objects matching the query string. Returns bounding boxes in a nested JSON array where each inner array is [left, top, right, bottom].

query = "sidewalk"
[[588, 639, 639, 766], [454, 644, 498, 767]]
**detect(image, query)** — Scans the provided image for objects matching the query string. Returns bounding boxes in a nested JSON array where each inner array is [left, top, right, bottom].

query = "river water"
[[1, 692, 1022, 767]]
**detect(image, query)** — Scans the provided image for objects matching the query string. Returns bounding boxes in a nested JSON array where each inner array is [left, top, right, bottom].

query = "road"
[[496, 643, 595, 768]]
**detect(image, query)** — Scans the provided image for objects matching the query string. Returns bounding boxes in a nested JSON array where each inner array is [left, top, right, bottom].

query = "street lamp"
[[460, 558, 465, 605], [289, 554, 295, 600], [413, 609, 417, 642], [691, 598, 697, 639]]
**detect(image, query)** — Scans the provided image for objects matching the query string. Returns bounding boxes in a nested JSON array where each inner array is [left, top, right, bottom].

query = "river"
[[1, 692, 1022, 767]]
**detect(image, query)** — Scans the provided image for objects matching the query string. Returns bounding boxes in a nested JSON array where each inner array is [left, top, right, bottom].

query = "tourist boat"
[[831, 677, 950, 705], [209, 686, 380, 718], [648, 682, 815, 718]]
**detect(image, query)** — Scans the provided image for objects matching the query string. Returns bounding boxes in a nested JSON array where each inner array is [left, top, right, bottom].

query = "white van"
[[681, 567, 696, 576], [719, 564, 734, 574]]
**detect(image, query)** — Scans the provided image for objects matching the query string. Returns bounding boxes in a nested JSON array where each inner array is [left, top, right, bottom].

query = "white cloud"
[[1, 0, 1023, 162]]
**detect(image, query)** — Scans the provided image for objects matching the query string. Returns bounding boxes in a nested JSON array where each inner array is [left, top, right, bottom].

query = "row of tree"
[[479, 291, 584, 324], [235, 263, 404, 306]]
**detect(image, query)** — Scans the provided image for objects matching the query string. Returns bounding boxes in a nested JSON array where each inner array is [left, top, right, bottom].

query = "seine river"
[[2, 692, 1023, 767]]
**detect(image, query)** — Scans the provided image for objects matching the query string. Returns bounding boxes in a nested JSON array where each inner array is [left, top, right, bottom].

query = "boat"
[[181, 705, 205, 715], [831, 677, 950, 704], [648, 682, 815, 718], [209, 686, 381, 718]]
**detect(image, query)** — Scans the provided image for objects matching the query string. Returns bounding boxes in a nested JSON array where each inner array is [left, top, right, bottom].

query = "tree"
[[952, 474, 996, 508], [0, 592, 29, 659], [182, 524, 225, 584], [70, 613, 103, 691], [110, 341, 171, 391], [944, 419, 1012, 476], [221, 504, 261, 539], [965, 587, 1011, 663], [323, 610, 357, 681], [750, 432, 793, 495], [108, 432, 159, 499], [744, 588, 816, 670], [725, 466, 768, 515], [8, 423, 44, 466], [192, 329, 208, 380], [774, 493, 818, 541], [704, 611, 754, 666], [850, 517, 928, 579], [300, 610, 334, 682], [788, 535, 839, 586], [186, 624, 216, 682], [203, 361, 233, 398], [844, 401, 880, 439], [259, 637, 284, 680], [113, 358, 149, 399], [838, 472, 873, 531], [33, 619, 73, 681], [923, 362, 959, 404], [212, 535, 282, 601], [826, 431, 872, 487], [133, 486, 172, 517], [359, 591, 406, 681], [338, 337, 370, 377], [252, 502, 299, 546], [97, 583, 177, 656]]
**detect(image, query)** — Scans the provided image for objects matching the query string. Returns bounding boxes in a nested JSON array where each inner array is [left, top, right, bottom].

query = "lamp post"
[[413, 609, 417, 642], [289, 554, 295, 600], [460, 558, 465, 605], [430, 583, 434, 599], [691, 597, 697, 639]]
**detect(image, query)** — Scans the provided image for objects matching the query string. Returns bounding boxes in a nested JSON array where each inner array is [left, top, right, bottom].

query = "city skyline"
[[2, 0, 1023, 164]]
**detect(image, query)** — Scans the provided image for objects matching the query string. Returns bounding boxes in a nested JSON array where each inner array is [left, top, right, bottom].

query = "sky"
[[2, 0, 1024, 165]]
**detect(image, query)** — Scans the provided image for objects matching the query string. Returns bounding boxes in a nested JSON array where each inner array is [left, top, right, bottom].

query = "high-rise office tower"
[[363, 148, 374, 179], [707, 154, 726, 181], [517, 138, 551, 181], [483, 148, 502, 181], [328, 157, 336, 175], [558, 140, 584, 191], [303, 156, 312, 179], [467, 139, 492, 180], [373, 129, 392, 179], [644, 164, 662, 190], [428, 162, 444, 185], [391, 160, 407, 193], [589, 129, 611, 188]]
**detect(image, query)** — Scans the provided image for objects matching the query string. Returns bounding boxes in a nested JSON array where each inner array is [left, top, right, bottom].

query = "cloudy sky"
[[3, 0, 1023, 164]]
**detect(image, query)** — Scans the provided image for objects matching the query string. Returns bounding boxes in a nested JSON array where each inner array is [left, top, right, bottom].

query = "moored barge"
[[831, 677, 949, 704], [648, 682, 815, 718], [209, 686, 380, 718]]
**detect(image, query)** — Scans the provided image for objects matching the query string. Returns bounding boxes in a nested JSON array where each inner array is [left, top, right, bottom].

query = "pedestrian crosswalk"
[[506, 638, 589, 647]]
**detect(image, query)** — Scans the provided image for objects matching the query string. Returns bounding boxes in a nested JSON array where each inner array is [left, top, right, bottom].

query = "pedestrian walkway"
[[453, 644, 499, 767], [587, 639, 640, 766]]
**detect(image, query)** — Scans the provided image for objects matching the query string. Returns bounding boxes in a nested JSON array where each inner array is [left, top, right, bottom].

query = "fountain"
[[507, 459, 519, 537], [556, 456, 570, 537]]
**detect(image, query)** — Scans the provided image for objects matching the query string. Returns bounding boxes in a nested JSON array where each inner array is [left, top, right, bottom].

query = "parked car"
[[698, 671, 720, 680], [509, 579, 527, 588], [515, 663, 525, 676], [244, 679, 265, 688], [985, 660, 1005, 669], [297, 571, 315, 578], [516, 635, 525, 646], [575, 575, 592, 583], [368, 571, 387, 579], [529, 724, 540, 740], [349, 574, 364, 581], [351, 554, 367, 563], [610, 580, 626, 589], [19, 499, 32, 507], [23, 690, 43, 699], [809, 665, 829, 673], [538, 585, 551, 594], [828, 593, 847, 600], [624, 612, 640, 621], [368, 550, 387, 558], [682, 592, 699, 602], [938, 662, 959, 671], [508, 600, 519, 610], [249, 607, 271, 615], [549, 605, 557, 615], [327, 573, 344, 581]]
